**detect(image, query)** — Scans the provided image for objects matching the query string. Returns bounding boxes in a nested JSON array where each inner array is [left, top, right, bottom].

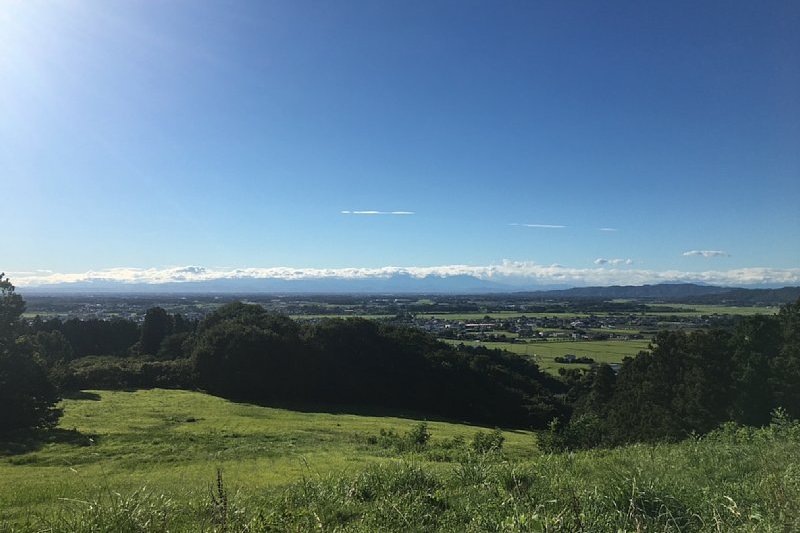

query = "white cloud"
[[683, 250, 730, 258], [510, 223, 567, 229], [594, 258, 633, 266], [341, 210, 415, 215], [175, 266, 206, 274], [599, 227, 618, 232], [10, 262, 800, 288]]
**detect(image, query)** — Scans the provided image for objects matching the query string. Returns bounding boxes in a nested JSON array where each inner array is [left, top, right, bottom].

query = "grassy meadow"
[[644, 304, 779, 316], [0, 389, 536, 529], [1, 389, 798, 531], [444, 338, 652, 373], [417, 305, 778, 321]]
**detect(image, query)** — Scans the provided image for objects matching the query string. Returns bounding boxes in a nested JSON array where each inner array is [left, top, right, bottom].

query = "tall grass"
[[2, 391, 797, 531], [4, 416, 796, 532]]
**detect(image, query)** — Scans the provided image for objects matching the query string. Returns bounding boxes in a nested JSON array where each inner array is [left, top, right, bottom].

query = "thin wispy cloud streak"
[[510, 223, 567, 229], [12, 262, 800, 288], [683, 250, 730, 258], [341, 210, 415, 215], [599, 228, 618, 232], [594, 258, 633, 266]]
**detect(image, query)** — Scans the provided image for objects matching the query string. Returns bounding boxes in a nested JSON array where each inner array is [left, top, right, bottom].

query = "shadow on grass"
[[220, 394, 521, 430], [0, 427, 98, 456], [62, 390, 101, 401]]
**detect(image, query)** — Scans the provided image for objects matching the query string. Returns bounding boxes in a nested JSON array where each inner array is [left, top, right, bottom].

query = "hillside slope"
[[1, 389, 798, 531]]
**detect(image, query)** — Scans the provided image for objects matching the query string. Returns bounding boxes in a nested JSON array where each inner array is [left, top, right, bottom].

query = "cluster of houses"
[[406, 314, 650, 342]]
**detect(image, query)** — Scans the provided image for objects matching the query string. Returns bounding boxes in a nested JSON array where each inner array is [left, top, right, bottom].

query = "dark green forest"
[[2, 273, 800, 448], [546, 302, 800, 449]]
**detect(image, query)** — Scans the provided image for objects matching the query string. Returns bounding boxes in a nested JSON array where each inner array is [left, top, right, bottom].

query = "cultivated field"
[[417, 305, 778, 321], [644, 304, 779, 316], [444, 338, 652, 373]]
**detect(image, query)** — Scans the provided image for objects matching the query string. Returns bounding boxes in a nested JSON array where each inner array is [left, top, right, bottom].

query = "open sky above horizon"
[[2, 1, 799, 288]]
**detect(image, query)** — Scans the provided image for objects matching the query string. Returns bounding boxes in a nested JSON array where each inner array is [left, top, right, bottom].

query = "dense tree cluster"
[[193, 303, 565, 426], [548, 299, 800, 448], [28, 310, 196, 359], [0, 275, 61, 433]]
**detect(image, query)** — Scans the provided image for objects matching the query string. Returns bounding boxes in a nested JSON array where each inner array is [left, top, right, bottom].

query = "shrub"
[[472, 428, 505, 454], [538, 414, 604, 452], [66, 356, 195, 390], [407, 422, 431, 448]]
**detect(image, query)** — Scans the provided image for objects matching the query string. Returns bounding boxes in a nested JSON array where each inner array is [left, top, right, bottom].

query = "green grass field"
[[0, 389, 536, 528], [1, 389, 797, 531], [288, 314, 395, 320], [644, 304, 779, 316], [443, 338, 652, 373], [418, 304, 777, 321], [417, 311, 593, 320]]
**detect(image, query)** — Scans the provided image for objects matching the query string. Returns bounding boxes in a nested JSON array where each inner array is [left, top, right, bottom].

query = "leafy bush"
[[471, 428, 505, 454], [367, 423, 432, 454], [537, 414, 606, 453], [67, 356, 195, 390], [407, 422, 431, 448]]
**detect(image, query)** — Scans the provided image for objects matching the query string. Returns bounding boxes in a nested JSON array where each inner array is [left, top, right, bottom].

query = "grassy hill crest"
[[1, 389, 798, 532]]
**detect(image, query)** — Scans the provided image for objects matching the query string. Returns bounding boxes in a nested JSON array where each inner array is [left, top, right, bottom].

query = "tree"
[[603, 330, 734, 444], [192, 303, 302, 399], [729, 315, 780, 425], [0, 273, 25, 341], [772, 298, 800, 418], [0, 274, 61, 433], [140, 307, 172, 355]]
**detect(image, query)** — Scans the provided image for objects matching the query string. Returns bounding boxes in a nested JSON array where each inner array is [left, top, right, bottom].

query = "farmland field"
[[443, 338, 652, 373], [417, 304, 777, 321], [644, 303, 779, 316], [416, 311, 593, 320], [288, 314, 395, 320]]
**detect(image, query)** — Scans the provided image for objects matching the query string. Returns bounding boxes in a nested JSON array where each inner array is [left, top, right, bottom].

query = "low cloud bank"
[[9, 261, 800, 288]]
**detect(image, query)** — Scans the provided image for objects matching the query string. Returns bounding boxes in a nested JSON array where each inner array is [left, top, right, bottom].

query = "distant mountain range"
[[516, 283, 800, 304], [20, 274, 515, 295], [516, 283, 734, 300], [18, 275, 800, 304]]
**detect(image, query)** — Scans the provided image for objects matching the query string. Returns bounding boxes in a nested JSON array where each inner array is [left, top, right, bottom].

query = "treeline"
[[545, 299, 800, 449], [191, 303, 565, 426], [27, 308, 197, 359], [678, 286, 800, 306]]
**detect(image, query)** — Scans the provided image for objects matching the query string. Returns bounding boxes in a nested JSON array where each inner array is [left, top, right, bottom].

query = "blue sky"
[[2, 1, 799, 288]]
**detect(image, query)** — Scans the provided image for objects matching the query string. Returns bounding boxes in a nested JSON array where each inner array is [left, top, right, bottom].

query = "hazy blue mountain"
[[517, 283, 733, 300], [513, 283, 800, 304], [21, 274, 513, 294], [20, 276, 799, 301], [678, 286, 800, 305]]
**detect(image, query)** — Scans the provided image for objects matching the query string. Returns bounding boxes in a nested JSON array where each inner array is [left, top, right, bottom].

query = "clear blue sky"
[[2, 1, 799, 287]]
